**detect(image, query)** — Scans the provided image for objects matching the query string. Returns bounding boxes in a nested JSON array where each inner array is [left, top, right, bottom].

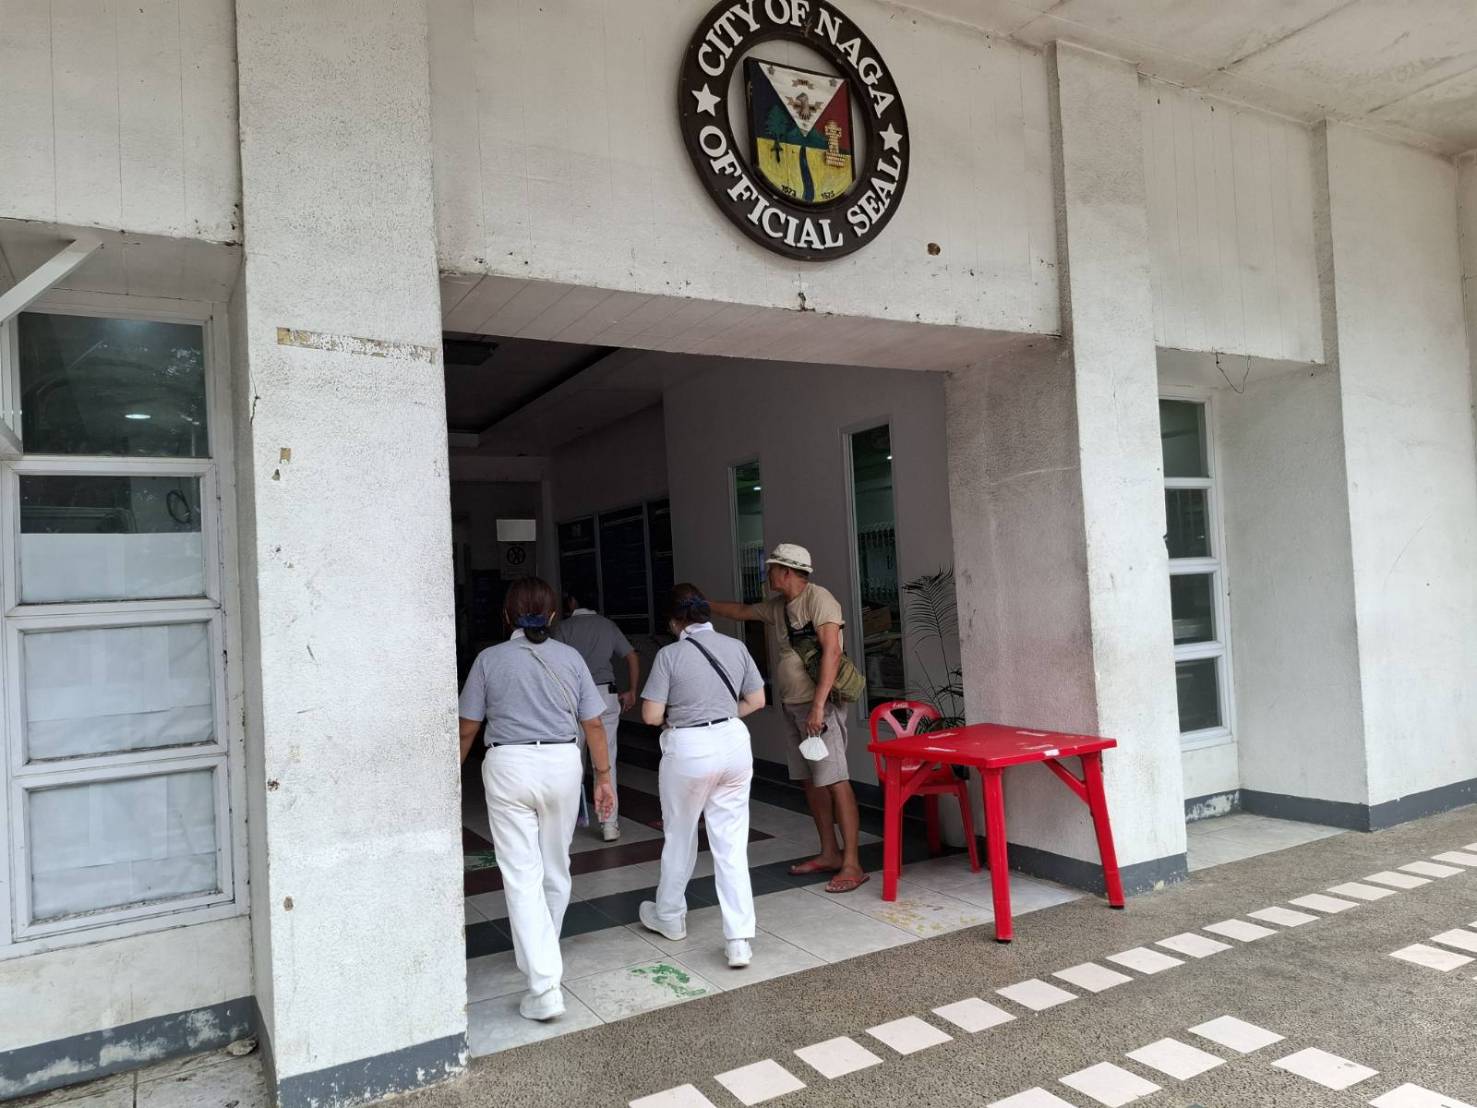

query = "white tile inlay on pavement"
[[1400, 861, 1463, 878], [1365, 871, 1431, 890], [866, 1015, 953, 1055], [1106, 947, 1183, 974], [1370, 1082, 1477, 1107], [1053, 962, 1133, 993], [1327, 882, 1397, 901], [1189, 1016, 1285, 1053], [933, 997, 1016, 1033], [1126, 1037, 1225, 1080], [1429, 929, 1477, 954], [1389, 943, 1474, 972], [1289, 893, 1359, 913], [1430, 851, 1477, 867], [1272, 1047, 1378, 1090], [630, 1084, 720, 1108], [1156, 932, 1230, 958], [714, 1059, 805, 1106], [1203, 918, 1278, 942], [1248, 906, 1319, 927], [996, 979, 1079, 1011], [1059, 1061, 1161, 1107], [988, 1089, 1079, 1108], [793, 1037, 883, 1080]]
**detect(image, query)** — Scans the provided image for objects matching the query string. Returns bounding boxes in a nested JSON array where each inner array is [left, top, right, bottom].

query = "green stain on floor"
[[630, 963, 708, 999]]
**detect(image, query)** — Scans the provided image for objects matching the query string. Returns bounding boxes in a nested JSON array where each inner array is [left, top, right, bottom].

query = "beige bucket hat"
[[767, 543, 813, 574]]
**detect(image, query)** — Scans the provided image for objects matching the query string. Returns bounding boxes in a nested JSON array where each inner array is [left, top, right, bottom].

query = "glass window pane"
[[1160, 400, 1207, 478], [731, 462, 769, 677], [19, 475, 205, 603], [18, 313, 208, 458], [24, 623, 215, 761], [1170, 574, 1216, 644], [1175, 657, 1222, 733], [27, 769, 219, 922], [1165, 488, 1211, 558], [849, 426, 904, 710]]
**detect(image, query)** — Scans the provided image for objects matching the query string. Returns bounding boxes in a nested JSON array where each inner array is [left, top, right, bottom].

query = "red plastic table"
[[866, 723, 1124, 942]]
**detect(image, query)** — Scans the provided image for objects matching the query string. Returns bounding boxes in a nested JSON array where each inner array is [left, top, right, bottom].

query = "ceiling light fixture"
[[124, 413, 152, 420]]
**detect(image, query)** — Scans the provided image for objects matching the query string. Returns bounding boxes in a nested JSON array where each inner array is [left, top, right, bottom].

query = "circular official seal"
[[678, 0, 910, 261]]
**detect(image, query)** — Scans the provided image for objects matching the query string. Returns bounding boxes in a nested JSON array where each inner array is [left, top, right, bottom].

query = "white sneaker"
[[638, 900, 686, 941], [601, 821, 621, 842], [725, 940, 752, 968], [518, 987, 565, 1022]]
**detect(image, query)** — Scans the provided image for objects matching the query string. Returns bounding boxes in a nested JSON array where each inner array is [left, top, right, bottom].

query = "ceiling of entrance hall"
[[896, 0, 1477, 152]]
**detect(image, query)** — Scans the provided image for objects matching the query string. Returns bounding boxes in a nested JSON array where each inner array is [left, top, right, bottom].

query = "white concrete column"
[[230, 2, 466, 1104], [1461, 152, 1477, 458], [1310, 125, 1477, 824], [946, 43, 1185, 893]]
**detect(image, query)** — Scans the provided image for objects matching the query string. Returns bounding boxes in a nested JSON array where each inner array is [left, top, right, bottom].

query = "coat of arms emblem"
[[745, 60, 854, 205]]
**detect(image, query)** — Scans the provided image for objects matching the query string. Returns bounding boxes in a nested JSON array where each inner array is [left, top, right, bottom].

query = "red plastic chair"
[[869, 701, 981, 873]]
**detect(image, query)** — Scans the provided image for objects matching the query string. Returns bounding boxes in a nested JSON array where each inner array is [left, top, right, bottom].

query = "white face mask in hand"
[[798, 733, 828, 762]]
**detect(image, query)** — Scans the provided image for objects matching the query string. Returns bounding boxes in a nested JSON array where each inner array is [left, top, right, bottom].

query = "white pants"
[[654, 719, 755, 941], [481, 743, 582, 996]]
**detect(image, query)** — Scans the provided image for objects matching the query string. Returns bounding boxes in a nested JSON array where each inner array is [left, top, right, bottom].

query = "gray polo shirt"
[[642, 624, 763, 728], [553, 609, 634, 687], [458, 631, 606, 746]]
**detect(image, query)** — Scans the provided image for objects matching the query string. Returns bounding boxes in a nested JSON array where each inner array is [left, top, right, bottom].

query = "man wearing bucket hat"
[[711, 543, 867, 893]]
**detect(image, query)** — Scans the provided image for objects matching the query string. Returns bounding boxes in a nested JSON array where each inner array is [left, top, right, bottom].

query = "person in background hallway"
[[458, 577, 614, 1022], [710, 543, 868, 893], [638, 584, 766, 968], [555, 592, 641, 841]]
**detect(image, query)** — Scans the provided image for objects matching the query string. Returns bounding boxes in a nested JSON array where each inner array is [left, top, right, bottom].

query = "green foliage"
[[901, 567, 965, 730]]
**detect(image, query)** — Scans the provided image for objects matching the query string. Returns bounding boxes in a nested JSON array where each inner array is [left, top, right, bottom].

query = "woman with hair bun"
[[637, 583, 766, 968], [457, 576, 615, 1022]]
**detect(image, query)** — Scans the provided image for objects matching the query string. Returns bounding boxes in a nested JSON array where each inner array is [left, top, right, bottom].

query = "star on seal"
[[691, 84, 720, 116]]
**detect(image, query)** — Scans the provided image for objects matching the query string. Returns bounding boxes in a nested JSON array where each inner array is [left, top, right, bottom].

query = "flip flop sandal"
[[824, 873, 871, 894], [788, 860, 843, 876]]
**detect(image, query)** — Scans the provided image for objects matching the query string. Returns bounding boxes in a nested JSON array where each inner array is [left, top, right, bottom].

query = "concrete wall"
[[1321, 124, 1477, 809], [0, 916, 251, 1093], [550, 405, 669, 523], [428, 0, 1058, 334], [1216, 367, 1367, 805], [0, 0, 240, 240], [664, 359, 955, 778], [1141, 80, 1322, 363]]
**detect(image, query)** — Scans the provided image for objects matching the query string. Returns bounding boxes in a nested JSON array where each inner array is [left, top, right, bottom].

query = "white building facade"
[[1, 0, 1475, 1104]]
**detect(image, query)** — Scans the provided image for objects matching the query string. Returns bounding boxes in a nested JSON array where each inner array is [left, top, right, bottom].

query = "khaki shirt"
[[758, 583, 845, 704]]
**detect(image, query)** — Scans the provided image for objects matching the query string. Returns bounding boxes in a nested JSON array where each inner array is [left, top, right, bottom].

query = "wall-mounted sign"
[[678, 0, 910, 261]]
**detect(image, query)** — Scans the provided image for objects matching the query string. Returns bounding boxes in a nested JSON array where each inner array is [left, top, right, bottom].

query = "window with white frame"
[[1160, 397, 1232, 741], [0, 303, 238, 952]]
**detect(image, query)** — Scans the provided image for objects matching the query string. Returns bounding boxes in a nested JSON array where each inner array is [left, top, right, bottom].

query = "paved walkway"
[[414, 804, 1477, 1108], [23, 806, 1476, 1107]]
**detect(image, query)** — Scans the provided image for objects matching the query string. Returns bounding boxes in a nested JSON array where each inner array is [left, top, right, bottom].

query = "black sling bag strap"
[[686, 636, 739, 704]]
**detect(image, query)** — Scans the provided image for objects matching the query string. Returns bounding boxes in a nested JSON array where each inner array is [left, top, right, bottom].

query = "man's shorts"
[[781, 701, 850, 787]]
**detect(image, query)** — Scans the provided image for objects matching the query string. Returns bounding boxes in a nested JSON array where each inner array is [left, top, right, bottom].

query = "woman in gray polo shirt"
[[638, 583, 766, 968], [457, 577, 614, 1022]]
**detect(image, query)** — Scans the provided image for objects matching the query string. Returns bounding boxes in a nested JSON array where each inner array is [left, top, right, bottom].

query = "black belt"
[[685, 718, 734, 728], [488, 739, 578, 748]]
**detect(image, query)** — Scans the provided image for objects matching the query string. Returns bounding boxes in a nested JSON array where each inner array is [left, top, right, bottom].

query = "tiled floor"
[[462, 763, 1082, 1057], [1185, 812, 1346, 872]]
